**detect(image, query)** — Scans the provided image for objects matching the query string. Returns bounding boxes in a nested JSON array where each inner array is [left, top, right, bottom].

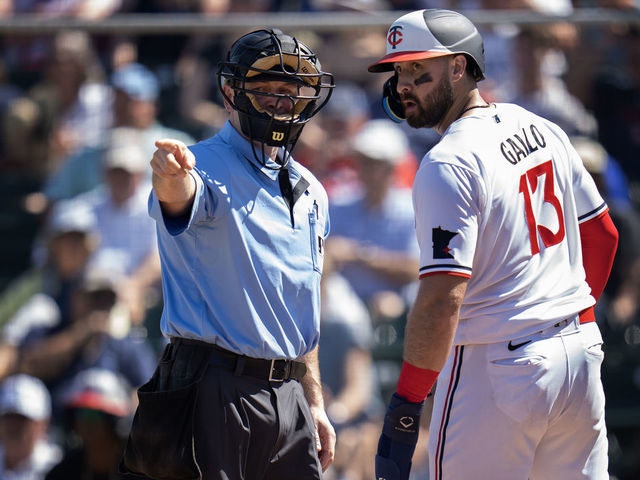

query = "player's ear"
[[450, 54, 467, 82]]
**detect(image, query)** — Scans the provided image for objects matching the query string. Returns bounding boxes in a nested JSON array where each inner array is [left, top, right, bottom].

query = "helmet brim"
[[368, 50, 452, 73]]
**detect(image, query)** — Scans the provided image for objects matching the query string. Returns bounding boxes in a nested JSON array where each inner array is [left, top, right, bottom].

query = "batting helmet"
[[217, 29, 334, 164], [368, 9, 485, 82]]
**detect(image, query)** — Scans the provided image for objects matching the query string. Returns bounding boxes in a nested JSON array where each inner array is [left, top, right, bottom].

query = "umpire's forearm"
[[152, 171, 196, 217], [299, 345, 326, 411]]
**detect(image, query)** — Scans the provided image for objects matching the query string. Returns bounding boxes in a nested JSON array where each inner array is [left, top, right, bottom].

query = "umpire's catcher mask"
[[217, 29, 334, 168]]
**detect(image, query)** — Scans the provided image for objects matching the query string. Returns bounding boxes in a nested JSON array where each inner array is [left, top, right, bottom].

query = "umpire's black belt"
[[170, 337, 307, 382]]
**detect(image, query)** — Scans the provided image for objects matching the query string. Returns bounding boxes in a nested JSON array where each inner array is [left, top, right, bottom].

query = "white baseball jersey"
[[413, 103, 607, 345]]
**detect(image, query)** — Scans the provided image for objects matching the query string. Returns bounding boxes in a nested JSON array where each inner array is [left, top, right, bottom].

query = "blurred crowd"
[[0, 0, 639, 479]]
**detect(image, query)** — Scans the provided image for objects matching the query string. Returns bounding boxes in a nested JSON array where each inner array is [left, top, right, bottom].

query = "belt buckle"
[[268, 359, 288, 382]]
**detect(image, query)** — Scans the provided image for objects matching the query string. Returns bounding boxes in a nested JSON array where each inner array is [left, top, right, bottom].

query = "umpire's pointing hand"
[[152, 139, 195, 178], [151, 139, 197, 215]]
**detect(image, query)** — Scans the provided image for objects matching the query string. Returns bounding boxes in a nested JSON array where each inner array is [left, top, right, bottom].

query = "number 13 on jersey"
[[519, 160, 566, 255]]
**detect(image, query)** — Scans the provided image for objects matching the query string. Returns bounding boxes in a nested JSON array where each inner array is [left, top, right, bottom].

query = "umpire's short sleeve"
[[148, 168, 207, 236]]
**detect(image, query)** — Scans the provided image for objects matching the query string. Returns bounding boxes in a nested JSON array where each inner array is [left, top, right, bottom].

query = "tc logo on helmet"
[[387, 26, 403, 49], [272, 131, 285, 142]]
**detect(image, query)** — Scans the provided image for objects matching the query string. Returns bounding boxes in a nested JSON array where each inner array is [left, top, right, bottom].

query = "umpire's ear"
[[222, 83, 235, 113]]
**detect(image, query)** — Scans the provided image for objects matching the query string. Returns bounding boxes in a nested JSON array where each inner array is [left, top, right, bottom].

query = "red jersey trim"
[[419, 270, 472, 279], [579, 307, 596, 324]]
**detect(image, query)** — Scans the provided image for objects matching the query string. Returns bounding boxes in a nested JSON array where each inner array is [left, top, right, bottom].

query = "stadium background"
[[0, 1, 639, 479]]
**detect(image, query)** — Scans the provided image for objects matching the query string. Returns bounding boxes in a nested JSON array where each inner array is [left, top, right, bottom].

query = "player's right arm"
[[375, 157, 473, 480], [404, 274, 467, 373], [151, 139, 196, 217], [374, 275, 465, 480]]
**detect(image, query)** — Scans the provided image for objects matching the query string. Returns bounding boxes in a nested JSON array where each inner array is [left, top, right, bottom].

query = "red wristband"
[[396, 361, 440, 403]]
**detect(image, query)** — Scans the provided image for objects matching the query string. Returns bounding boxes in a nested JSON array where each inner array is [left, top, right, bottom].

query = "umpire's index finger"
[[155, 138, 195, 170]]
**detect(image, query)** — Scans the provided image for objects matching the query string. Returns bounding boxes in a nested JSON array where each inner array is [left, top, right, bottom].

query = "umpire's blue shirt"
[[149, 121, 329, 359]]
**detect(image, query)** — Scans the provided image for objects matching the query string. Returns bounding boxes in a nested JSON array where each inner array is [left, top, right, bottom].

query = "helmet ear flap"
[[382, 73, 405, 123]]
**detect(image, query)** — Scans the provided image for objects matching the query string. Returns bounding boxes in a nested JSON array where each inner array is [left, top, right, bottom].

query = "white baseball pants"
[[428, 317, 609, 480]]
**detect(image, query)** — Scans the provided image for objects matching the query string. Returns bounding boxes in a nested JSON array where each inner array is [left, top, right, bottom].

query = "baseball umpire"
[[119, 29, 335, 479], [370, 9, 619, 480]]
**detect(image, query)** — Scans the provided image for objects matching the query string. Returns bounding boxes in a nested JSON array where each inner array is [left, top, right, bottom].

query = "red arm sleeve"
[[579, 210, 618, 322]]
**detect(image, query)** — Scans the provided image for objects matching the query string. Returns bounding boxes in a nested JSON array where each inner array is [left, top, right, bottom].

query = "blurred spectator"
[[572, 136, 640, 326], [0, 1, 122, 102], [126, 0, 229, 140], [41, 63, 195, 204], [509, 26, 597, 137], [573, 135, 640, 480], [0, 0, 123, 19], [458, 0, 579, 110], [0, 340, 17, 382], [0, 199, 97, 382], [0, 198, 98, 328], [38, 63, 194, 205], [0, 58, 21, 164], [88, 137, 155, 270], [2, 30, 112, 183], [326, 119, 419, 316], [299, 82, 371, 198], [587, 143, 634, 213], [307, 0, 389, 12], [111, 62, 194, 150], [591, 25, 640, 205], [457, 0, 526, 103], [319, 256, 382, 434], [466, 0, 573, 13], [0, 295, 60, 382], [595, 0, 637, 8], [42, 126, 143, 203], [45, 368, 137, 480], [171, 31, 228, 140], [0, 374, 61, 480], [73, 136, 160, 325], [167, 32, 228, 141], [325, 119, 420, 402], [17, 262, 157, 416]]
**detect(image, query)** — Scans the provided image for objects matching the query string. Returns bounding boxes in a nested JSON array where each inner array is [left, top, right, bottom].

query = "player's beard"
[[403, 74, 454, 129]]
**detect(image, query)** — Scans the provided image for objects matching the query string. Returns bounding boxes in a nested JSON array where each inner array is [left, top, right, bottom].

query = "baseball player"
[[369, 9, 619, 480], [119, 29, 336, 479]]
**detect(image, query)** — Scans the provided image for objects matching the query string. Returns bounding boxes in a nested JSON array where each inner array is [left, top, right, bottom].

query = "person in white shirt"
[[77, 134, 160, 325], [0, 375, 61, 480]]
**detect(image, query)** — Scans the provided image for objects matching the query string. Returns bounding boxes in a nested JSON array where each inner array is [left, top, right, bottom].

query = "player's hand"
[[375, 392, 424, 480], [309, 404, 336, 472], [151, 139, 195, 179]]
